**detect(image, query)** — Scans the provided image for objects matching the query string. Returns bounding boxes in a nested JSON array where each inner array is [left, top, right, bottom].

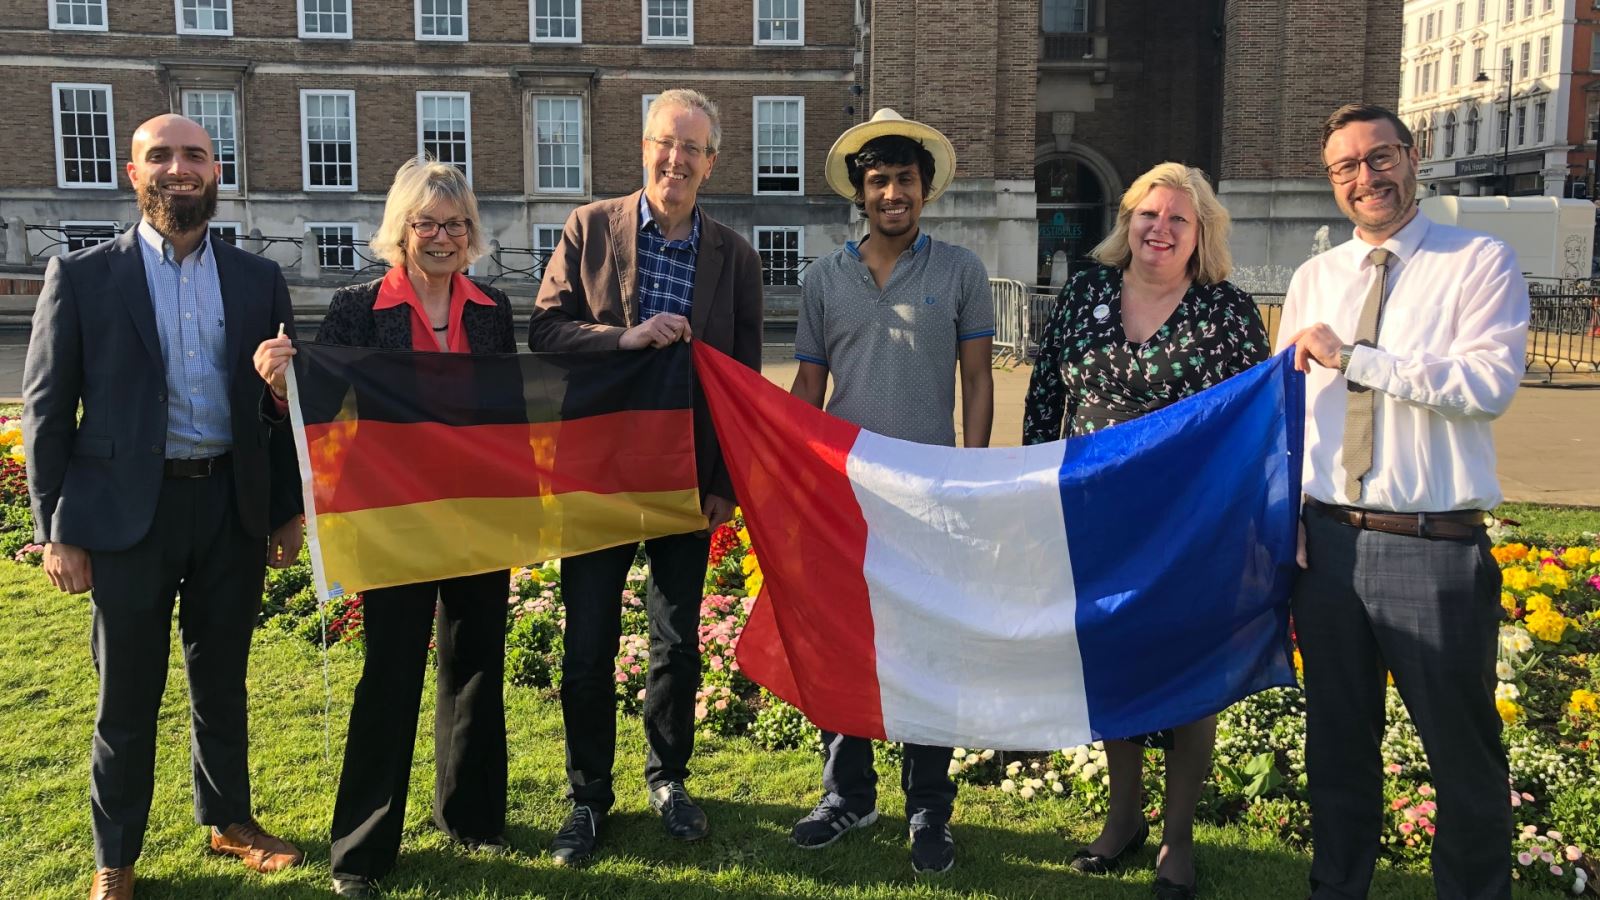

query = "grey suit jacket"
[[22, 227, 302, 552]]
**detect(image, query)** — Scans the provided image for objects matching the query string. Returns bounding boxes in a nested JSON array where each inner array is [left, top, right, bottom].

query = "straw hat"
[[824, 108, 957, 204]]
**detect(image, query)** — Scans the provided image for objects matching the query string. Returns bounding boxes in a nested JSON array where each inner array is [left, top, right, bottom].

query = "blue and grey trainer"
[[909, 822, 955, 874], [790, 798, 879, 849]]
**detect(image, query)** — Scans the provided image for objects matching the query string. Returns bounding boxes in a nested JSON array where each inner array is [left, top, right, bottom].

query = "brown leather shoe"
[[209, 819, 304, 873], [89, 865, 133, 900]]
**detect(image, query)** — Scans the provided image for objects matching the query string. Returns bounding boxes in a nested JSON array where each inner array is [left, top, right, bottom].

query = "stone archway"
[[1034, 150, 1120, 290]]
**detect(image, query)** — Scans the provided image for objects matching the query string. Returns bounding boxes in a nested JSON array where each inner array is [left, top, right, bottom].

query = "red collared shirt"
[[372, 265, 497, 353]]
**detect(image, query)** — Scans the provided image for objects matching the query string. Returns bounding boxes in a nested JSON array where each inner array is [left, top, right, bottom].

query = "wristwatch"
[[1337, 343, 1356, 375]]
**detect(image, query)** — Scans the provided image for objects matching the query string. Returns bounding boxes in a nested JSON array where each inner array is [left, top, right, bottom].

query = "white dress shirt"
[[1275, 211, 1529, 513]]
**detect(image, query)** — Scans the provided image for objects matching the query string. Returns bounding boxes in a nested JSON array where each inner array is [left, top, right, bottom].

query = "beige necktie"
[[1342, 247, 1392, 503]]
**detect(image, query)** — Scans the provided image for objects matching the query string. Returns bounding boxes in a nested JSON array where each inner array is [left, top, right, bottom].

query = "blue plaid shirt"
[[636, 193, 700, 321], [136, 220, 231, 459]]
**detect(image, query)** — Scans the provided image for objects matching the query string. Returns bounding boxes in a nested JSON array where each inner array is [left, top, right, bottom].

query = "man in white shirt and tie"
[[1279, 103, 1529, 900]]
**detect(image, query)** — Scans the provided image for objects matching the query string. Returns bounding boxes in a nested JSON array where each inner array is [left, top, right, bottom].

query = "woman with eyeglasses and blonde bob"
[[1022, 161, 1268, 900], [253, 157, 516, 898]]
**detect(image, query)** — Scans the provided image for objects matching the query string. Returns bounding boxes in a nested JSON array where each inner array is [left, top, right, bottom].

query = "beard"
[[138, 176, 218, 235], [1342, 174, 1418, 234]]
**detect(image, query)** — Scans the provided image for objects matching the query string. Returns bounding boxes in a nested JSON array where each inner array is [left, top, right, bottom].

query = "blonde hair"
[[368, 158, 488, 270], [1091, 162, 1232, 285], [645, 89, 722, 154]]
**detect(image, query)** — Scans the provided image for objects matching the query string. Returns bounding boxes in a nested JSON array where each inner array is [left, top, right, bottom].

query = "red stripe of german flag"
[[290, 342, 704, 598]]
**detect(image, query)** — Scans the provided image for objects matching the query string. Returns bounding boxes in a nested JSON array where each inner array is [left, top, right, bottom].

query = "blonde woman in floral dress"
[[1022, 162, 1267, 900]]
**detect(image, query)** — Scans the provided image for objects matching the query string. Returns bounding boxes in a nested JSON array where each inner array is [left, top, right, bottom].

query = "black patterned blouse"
[[1022, 264, 1268, 445]]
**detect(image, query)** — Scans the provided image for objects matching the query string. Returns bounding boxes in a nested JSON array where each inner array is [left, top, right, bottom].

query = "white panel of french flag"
[[693, 343, 1303, 751]]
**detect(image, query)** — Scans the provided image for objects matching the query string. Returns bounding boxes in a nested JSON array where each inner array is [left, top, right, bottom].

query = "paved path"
[[0, 334, 1592, 506]]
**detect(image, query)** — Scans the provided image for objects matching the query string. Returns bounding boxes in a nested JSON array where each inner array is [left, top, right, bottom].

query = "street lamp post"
[[1475, 62, 1515, 196]]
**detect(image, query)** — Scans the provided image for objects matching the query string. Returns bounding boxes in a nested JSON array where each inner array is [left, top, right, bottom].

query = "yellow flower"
[[1496, 698, 1523, 723], [1569, 689, 1600, 719], [1538, 564, 1570, 591], [1501, 567, 1536, 591], [744, 570, 764, 598], [7, 445, 22, 463], [1524, 608, 1573, 644], [1500, 592, 1518, 614], [1293, 648, 1304, 677], [1524, 593, 1553, 614], [0, 426, 21, 448], [1562, 546, 1592, 568], [737, 527, 752, 548], [1493, 542, 1530, 563]]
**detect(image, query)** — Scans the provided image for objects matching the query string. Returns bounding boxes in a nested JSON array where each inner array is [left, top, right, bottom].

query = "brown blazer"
[[528, 190, 764, 505]]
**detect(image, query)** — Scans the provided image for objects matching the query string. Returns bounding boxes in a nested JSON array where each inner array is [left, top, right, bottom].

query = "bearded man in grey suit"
[[23, 114, 306, 900]]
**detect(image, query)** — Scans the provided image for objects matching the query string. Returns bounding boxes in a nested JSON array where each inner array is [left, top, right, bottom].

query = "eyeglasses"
[[1325, 144, 1412, 184], [408, 219, 471, 238], [644, 136, 713, 159]]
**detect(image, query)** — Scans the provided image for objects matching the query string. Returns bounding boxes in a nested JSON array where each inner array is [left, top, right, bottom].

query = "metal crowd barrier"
[[988, 277, 1029, 364]]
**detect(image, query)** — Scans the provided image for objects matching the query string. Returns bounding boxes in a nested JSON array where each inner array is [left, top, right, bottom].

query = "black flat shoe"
[[1153, 875, 1198, 899], [1069, 820, 1150, 874]]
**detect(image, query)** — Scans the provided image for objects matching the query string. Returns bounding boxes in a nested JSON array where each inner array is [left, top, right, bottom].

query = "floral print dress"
[[1023, 264, 1269, 444]]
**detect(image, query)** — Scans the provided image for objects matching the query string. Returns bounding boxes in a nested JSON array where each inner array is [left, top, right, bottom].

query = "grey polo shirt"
[[794, 232, 994, 446]]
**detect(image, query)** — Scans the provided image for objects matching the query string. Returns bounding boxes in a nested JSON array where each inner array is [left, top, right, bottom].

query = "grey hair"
[[645, 89, 722, 154]]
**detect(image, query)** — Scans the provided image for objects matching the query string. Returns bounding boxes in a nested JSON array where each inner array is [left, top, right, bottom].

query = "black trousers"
[[559, 530, 709, 811], [1294, 511, 1510, 900], [329, 570, 509, 880], [819, 732, 956, 826], [86, 472, 264, 869]]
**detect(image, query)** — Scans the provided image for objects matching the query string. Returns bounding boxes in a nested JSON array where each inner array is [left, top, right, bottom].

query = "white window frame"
[[50, 0, 108, 31], [52, 82, 117, 190], [533, 95, 585, 194], [1539, 35, 1550, 73], [530, 0, 581, 42], [533, 224, 564, 254], [416, 0, 468, 41], [752, 96, 804, 195], [181, 89, 241, 192], [642, 0, 692, 44], [1520, 41, 1530, 78], [641, 93, 659, 186], [208, 221, 242, 245], [416, 91, 473, 184], [298, 0, 353, 39], [307, 222, 360, 270], [1535, 99, 1547, 142], [59, 220, 120, 253], [174, 0, 233, 35], [300, 89, 358, 193], [753, 226, 804, 285], [754, 0, 803, 45]]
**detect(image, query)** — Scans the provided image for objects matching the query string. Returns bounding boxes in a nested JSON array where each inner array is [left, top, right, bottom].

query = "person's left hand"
[[1283, 323, 1344, 373], [267, 515, 304, 568], [702, 495, 735, 531], [254, 336, 295, 399]]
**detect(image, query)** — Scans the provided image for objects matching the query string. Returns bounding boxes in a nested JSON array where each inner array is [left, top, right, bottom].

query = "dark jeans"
[[1294, 511, 1510, 900], [819, 732, 957, 826], [559, 530, 710, 811], [329, 570, 509, 880], [86, 473, 263, 869]]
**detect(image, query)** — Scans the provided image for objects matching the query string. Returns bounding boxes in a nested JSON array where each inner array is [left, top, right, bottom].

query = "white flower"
[[953, 747, 967, 757], [1051, 781, 1065, 794], [1044, 771, 1060, 782], [1496, 661, 1515, 680], [1101, 774, 1111, 785], [947, 761, 961, 777], [1081, 762, 1100, 780], [1006, 761, 1022, 776], [1027, 778, 1044, 790], [1073, 747, 1090, 767], [980, 749, 995, 761], [1000, 779, 1016, 792], [1496, 682, 1520, 702], [965, 752, 979, 764], [1020, 786, 1036, 800]]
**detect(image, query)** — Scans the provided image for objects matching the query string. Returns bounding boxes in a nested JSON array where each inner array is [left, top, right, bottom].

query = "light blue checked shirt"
[[637, 193, 700, 322], [136, 220, 231, 459]]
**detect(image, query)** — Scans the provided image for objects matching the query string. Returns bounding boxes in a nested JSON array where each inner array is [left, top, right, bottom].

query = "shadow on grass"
[[116, 800, 1441, 899]]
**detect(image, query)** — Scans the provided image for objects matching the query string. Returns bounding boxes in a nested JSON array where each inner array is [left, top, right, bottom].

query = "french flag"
[[693, 342, 1304, 750]]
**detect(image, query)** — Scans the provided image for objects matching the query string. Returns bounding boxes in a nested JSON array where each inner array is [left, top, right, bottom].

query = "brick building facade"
[[1, 0, 1402, 286]]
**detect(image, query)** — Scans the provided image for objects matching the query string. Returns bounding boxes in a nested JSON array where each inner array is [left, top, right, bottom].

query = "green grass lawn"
[[2, 565, 1577, 899]]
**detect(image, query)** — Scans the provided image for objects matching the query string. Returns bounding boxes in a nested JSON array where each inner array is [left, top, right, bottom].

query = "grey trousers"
[[1293, 510, 1510, 900]]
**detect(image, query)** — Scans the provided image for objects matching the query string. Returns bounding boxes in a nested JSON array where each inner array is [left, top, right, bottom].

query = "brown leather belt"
[[1304, 496, 1486, 541], [164, 453, 230, 479]]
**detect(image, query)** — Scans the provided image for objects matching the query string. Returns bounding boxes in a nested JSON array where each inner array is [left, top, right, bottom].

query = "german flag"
[[287, 342, 704, 600]]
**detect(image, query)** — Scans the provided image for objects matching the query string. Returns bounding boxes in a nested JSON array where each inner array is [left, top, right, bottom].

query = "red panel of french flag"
[[693, 342, 1304, 751]]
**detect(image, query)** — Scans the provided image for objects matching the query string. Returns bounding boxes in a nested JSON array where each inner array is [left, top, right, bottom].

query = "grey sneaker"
[[909, 822, 955, 874], [790, 798, 879, 849]]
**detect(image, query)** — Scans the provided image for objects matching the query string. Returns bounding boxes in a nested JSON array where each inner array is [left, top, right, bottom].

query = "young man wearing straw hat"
[[788, 109, 995, 874]]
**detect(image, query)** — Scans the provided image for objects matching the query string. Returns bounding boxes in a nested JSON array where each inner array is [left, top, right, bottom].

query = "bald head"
[[130, 114, 214, 165]]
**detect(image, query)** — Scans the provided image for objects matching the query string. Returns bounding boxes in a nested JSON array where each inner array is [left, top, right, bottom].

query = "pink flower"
[[1386, 763, 1402, 775], [694, 703, 708, 719], [1550, 865, 1563, 876], [1417, 784, 1433, 796], [1510, 791, 1522, 808], [1417, 816, 1430, 827], [1541, 851, 1555, 864], [1589, 574, 1600, 593], [636, 689, 646, 700], [1519, 852, 1535, 866], [1399, 822, 1415, 835], [615, 672, 627, 683], [1424, 824, 1436, 837], [715, 698, 728, 710], [620, 655, 635, 666], [1392, 797, 1409, 810], [709, 656, 724, 671], [1566, 846, 1583, 861], [629, 664, 641, 674]]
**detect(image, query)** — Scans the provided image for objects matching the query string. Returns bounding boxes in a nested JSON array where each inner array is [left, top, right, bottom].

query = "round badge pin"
[[1092, 303, 1110, 322]]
